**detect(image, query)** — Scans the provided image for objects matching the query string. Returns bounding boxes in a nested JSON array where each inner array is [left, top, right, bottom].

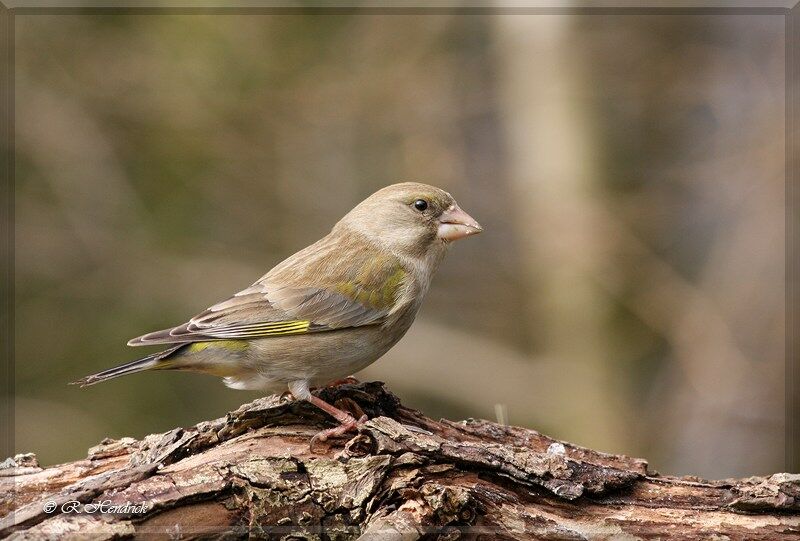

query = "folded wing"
[[128, 234, 407, 346]]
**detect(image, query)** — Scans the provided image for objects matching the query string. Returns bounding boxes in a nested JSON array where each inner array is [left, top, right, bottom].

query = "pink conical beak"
[[437, 203, 483, 242]]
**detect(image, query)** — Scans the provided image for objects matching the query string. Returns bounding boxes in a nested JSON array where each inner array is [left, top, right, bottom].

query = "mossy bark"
[[2, 382, 798, 540]]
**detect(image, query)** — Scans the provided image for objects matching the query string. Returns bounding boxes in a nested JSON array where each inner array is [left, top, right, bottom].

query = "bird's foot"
[[304, 392, 369, 452], [310, 414, 368, 452]]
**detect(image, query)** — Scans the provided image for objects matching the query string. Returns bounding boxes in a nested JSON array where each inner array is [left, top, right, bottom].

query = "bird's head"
[[335, 182, 483, 259]]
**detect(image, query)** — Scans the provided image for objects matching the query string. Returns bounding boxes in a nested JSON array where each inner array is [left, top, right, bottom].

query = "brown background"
[[13, 12, 786, 478]]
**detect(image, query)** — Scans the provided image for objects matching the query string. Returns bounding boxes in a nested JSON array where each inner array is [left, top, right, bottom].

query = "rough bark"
[[1, 382, 798, 540]]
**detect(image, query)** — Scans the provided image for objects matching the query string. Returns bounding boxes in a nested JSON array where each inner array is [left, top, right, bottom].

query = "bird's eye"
[[413, 199, 428, 212]]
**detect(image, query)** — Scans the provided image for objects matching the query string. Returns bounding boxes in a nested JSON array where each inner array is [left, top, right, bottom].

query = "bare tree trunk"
[[493, 14, 631, 455], [2, 382, 798, 540]]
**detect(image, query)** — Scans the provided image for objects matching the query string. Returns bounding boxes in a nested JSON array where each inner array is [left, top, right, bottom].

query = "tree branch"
[[2, 382, 798, 539]]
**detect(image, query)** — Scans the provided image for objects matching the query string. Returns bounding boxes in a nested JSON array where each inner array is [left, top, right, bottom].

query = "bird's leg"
[[307, 395, 368, 443], [288, 380, 367, 449]]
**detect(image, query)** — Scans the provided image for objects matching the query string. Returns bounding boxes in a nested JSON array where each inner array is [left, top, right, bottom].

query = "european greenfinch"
[[75, 182, 482, 443]]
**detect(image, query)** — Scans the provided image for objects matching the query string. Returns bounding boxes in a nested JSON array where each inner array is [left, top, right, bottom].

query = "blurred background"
[[13, 12, 787, 478]]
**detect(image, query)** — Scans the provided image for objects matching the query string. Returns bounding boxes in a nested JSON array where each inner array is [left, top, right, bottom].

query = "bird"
[[74, 182, 482, 445]]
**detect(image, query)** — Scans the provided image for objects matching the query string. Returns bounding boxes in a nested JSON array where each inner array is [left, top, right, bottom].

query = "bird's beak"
[[437, 203, 483, 242]]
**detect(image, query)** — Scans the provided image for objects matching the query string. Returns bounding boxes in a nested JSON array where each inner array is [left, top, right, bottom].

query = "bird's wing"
[[128, 233, 408, 346]]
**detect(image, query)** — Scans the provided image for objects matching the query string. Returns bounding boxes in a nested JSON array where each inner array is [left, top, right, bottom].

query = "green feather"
[[335, 260, 406, 310], [187, 340, 249, 353]]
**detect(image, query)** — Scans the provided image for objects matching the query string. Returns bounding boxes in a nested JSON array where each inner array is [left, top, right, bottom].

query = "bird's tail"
[[71, 345, 183, 387]]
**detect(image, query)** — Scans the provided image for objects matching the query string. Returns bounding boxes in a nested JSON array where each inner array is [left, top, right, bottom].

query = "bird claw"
[[309, 414, 368, 452]]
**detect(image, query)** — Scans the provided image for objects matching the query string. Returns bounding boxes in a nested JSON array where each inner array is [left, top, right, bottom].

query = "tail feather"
[[71, 346, 183, 387]]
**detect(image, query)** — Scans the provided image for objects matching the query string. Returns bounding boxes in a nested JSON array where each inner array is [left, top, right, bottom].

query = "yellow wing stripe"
[[207, 320, 311, 338]]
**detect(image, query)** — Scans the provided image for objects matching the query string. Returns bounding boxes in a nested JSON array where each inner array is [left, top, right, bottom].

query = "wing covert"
[[128, 234, 408, 346]]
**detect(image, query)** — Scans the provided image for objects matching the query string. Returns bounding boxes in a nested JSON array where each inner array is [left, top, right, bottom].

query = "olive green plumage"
[[75, 182, 482, 396]]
